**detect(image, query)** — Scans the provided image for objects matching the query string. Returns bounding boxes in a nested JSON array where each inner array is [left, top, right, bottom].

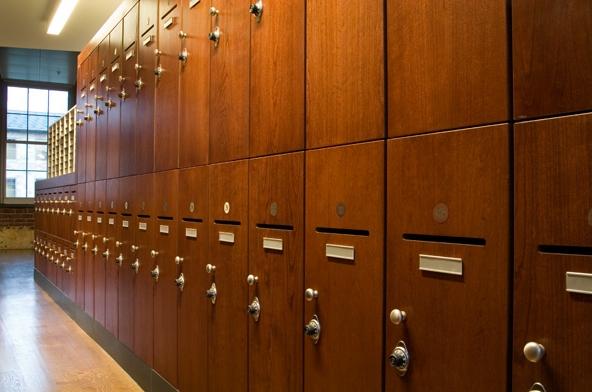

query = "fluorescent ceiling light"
[[47, 0, 79, 35]]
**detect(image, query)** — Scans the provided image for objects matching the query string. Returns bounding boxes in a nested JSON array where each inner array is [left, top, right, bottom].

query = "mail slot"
[[249, 152, 304, 392], [386, 125, 509, 391], [305, 142, 384, 391]]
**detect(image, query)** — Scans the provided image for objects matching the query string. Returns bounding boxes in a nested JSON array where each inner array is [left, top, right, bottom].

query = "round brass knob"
[[523, 342, 545, 363]]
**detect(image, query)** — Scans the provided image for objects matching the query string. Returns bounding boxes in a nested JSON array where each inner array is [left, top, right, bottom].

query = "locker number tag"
[[87, 216, 92, 222], [139, 222, 147, 231], [109, 218, 115, 225], [97, 217, 102, 223], [78, 215, 82, 221], [159, 225, 169, 234], [122, 220, 129, 228], [185, 228, 198, 238]]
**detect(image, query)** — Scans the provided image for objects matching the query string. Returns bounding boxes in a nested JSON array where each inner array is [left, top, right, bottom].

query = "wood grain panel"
[[513, 0, 592, 119], [208, 160, 248, 391], [106, 59, 121, 179], [388, 0, 508, 136], [248, 152, 304, 392], [159, 0, 178, 18], [513, 113, 592, 390], [118, 175, 136, 350], [83, 182, 95, 318], [139, 0, 158, 36], [179, 0, 210, 167], [94, 69, 108, 181], [119, 44, 138, 177], [305, 141, 384, 391], [306, 0, 384, 148], [249, 0, 304, 156], [105, 179, 119, 337], [386, 126, 509, 391], [123, 4, 138, 51], [94, 181, 107, 327], [154, 8, 180, 171], [98, 38, 110, 73], [86, 79, 97, 182], [209, 0, 250, 162], [76, 86, 87, 184], [135, 28, 156, 174], [109, 22, 123, 64]]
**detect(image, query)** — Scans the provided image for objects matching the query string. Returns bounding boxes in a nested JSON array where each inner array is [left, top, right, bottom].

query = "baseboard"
[[34, 269, 177, 392]]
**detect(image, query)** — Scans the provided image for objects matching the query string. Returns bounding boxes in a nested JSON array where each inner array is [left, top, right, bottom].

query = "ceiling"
[[0, 0, 124, 52]]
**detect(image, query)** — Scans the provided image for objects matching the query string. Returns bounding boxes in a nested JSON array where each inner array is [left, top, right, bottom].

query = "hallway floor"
[[0, 250, 141, 392]]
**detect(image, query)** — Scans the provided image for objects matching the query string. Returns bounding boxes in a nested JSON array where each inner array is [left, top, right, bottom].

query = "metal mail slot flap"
[[566, 272, 592, 295], [263, 237, 283, 252], [185, 227, 197, 238], [219, 231, 235, 244], [142, 35, 153, 47], [125, 50, 134, 61], [100, 74, 107, 83], [163, 17, 175, 29], [419, 254, 463, 276], [111, 63, 120, 72], [325, 244, 355, 261], [159, 225, 169, 234]]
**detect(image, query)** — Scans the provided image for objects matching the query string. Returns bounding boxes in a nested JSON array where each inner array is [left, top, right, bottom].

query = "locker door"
[[179, 0, 210, 167], [385, 125, 509, 391], [105, 178, 119, 336], [305, 141, 384, 391], [75, 183, 86, 309], [177, 166, 209, 392], [120, 43, 137, 176], [76, 85, 87, 183], [514, 114, 592, 391], [136, 28, 156, 174], [84, 182, 95, 317], [110, 21, 123, 64], [123, 4, 138, 51], [513, 0, 592, 119], [107, 52, 122, 179], [133, 174, 155, 366], [118, 176, 135, 350], [249, 0, 304, 156], [208, 160, 249, 391], [306, 0, 384, 148], [86, 78, 97, 181], [209, 0, 250, 163], [95, 64, 109, 180], [388, 0, 508, 137], [248, 152, 304, 391], [153, 170, 179, 386], [139, 0, 158, 37], [94, 180, 107, 327], [98, 36, 110, 73], [154, 7, 180, 171], [159, 0, 178, 18], [65, 248, 76, 301]]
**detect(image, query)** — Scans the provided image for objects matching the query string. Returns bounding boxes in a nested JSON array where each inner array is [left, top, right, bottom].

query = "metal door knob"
[[247, 274, 259, 286], [102, 250, 110, 258], [305, 288, 319, 301], [116, 254, 124, 265], [175, 256, 184, 265], [115, 241, 123, 248], [66, 265, 72, 273], [82, 243, 88, 250], [178, 49, 188, 63], [248, 297, 261, 322], [389, 309, 406, 325], [175, 273, 185, 291], [209, 7, 219, 15], [523, 342, 545, 363], [91, 234, 99, 240], [304, 315, 321, 344], [102, 237, 109, 243], [530, 382, 547, 392], [104, 99, 116, 108], [117, 90, 128, 100], [388, 341, 410, 376], [131, 259, 140, 273], [151, 265, 160, 281], [206, 264, 216, 274], [150, 250, 159, 258], [91, 246, 98, 255], [74, 240, 80, 248], [179, 30, 187, 39], [154, 66, 163, 77], [208, 27, 221, 46], [249, 0, 263, 20], [134, 79, 144, 90], [206, 282, 217, 304], [134, 63, 142, 71], [131, 245, 139, 252]]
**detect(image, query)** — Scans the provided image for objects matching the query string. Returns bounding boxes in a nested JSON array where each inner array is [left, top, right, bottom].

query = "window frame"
[[1, 79, 75, 205]]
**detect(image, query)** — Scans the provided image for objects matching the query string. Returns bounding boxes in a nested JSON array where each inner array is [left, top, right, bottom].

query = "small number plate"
[[219, 231, 235, 244], [139, 222, 147, 231], [108, 218, 115, 225], [263, 237, 283, 251], [419, 254, 463, 276], [185, 227, 197, 238], [159, 225, 169, 234], [122, 220, 129, 228]]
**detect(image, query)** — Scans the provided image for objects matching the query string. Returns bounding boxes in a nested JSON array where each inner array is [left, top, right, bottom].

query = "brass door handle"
[[175, 273, 185, 291], [208, 27, 221, 47], [249, 0, 263, 21], [151, 265, 160, 281], [304, 315, 321, 344], [131, 259, 140, 273]]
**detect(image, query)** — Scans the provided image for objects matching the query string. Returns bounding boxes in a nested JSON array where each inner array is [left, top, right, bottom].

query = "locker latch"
[[388, 341, 410, 376]]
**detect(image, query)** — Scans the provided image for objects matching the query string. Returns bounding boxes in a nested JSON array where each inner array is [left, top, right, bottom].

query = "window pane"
[[28, 115, 48, 142], [7, 113, 27, 141], [49, 90, 69, 116], [6, 143, 27, 170], [5, 171, 27, 198], [27, 172, 47, 198], [29, 88, 49, 114], [28, 130, 48, 142], [7, 87, 27, 113], [49, 116, 61, 127], [27, 145, 47, 171]]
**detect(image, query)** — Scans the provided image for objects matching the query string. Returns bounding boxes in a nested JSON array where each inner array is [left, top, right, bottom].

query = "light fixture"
[[47, 0, 79, 35]]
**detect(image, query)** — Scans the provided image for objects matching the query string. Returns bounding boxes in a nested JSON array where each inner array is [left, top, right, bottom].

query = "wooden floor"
[[0, 250, 141, 392]]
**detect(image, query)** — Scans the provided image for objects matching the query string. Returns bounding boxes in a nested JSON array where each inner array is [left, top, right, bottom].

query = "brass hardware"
[[523, 342, 545, 363], [389, 309, 406, 325], [209, 7, 219, 15], [530, 382, 547, 392], [118, 75, 126, 82], [249, 0, 263, 21], [248, 296, 261, 322], [118, 90, 128, 100], [131, 259, 140, 273], [304, 315, 321, 344], [176, 273, 185, 291], [102, 249, 110, 258], [151, 265, 160, 281], [208, 27, 221, 47], [102, 237, 109, 244], [154, 49, 162, 56], [115, 241, 123, 248], [305, 288, 319, 301], [134, 63, 142, 71], [388, 341, 410, 376], [154, 66, 163, 78], [134, 78, 144, 90], [150, 250, 159, 258], [179, 30, 187, 39], [175, 256, 184, 265], [131, 244, 139, 252], [91, 246, 98, 255], [206, 282, 217, 304], [206, 264, 216, 274], [82, 243, 88, 251], [116, 254, 124, 265], [247, 274, 258, 286], [178, 48, 188, 63]]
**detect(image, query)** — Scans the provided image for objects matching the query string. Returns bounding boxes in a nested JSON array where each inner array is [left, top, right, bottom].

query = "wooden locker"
[[159, 0, 178, 18], [94, 180, 107, 327], [105, 178, 119, 337], [123, 4, 138, 51], [514, 113, 592, 391], [136, 28, 156, 174], [306, 0, 384, 148], [118, 176, 135, 350], [120, 43, 138, 177], [98, 36, 110, 72], [248, 152, 304, 392], [152, 170, 179, 386], [84, 182, 95, 317], [95, 69, 109, 180], [86, 78, 97, 181], [106, 60, 121, 179], [75, 183, 86, 309], [110, 22, 123, 64], [209, 0, 250, 163], [88, 47, 99, 81], [388, 0, 508, 137], [179, 0, 210, 167], [304, 141, 384, 392], [154, 7, 181, 171], [132, 173, 155, 366], [249, 0, 305, 156], [139, 0, 158, 37], [385, 125, 509, 391], [177, 166, 209, 392], [76, 84, 87, 184], [65, 247, 76, 301], [513, 0, 592, 119], [208, 160, 249, 391]]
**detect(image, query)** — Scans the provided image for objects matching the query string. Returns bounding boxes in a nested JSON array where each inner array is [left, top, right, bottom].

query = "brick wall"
[[0, 206, 34, 249]]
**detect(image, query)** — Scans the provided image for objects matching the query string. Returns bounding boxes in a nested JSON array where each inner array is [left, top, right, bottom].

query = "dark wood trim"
[[34, 269, 178, 392], [35, 173, 77, 190]]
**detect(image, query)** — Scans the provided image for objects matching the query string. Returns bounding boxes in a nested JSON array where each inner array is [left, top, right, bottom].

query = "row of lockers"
[[35, 114, 592, 391], [75, 0, 592, 182]]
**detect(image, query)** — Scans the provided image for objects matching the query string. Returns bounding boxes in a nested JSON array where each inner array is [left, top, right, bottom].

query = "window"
[[4, 86, 69, 200]]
